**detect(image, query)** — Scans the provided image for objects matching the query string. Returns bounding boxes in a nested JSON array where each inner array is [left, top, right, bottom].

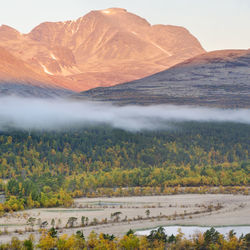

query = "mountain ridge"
[[0, 8, 205, 92]]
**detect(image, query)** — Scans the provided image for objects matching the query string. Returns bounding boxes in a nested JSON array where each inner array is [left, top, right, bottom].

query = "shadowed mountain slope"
[[76, 50, 250, 108]]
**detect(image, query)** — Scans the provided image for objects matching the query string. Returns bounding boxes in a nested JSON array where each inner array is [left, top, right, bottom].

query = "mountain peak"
[[0, 25, 21, 40], [100, 8, 127, 14]]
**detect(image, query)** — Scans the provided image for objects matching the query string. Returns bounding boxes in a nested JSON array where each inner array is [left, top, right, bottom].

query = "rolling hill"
[[76, 49, 250, 108]]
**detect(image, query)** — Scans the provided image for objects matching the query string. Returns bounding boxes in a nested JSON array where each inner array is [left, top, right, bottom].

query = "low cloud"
[[0, 96, 249, 131]]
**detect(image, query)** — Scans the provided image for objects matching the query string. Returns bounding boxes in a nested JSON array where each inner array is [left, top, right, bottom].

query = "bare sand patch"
[[0, 194, 249, 243]]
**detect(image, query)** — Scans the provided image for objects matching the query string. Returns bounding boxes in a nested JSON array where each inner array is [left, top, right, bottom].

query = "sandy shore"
[[0, 194, 249, 243]]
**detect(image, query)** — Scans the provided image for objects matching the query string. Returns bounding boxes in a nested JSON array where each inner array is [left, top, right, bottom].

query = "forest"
[[0, 122, 249, 211], [0, 227, 249, 249]]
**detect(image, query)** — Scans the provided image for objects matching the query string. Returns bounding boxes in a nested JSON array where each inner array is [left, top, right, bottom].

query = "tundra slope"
[[77, 50, 250, 108]]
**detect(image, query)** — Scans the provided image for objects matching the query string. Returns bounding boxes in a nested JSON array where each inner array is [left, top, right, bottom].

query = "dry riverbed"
[[0, 194, 249, 243]]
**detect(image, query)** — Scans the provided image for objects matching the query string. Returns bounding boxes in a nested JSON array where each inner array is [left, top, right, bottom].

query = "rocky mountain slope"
[[76, 49, 250, 108], [0, 47, 72, 97], [0, 8, 205, 92]]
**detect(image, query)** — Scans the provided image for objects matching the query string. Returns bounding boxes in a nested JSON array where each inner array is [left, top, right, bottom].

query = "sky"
[[0, 0, 249, 51]]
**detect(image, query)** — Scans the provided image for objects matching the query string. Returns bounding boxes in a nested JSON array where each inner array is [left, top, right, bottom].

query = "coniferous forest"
[[0, 122, 249, 212]]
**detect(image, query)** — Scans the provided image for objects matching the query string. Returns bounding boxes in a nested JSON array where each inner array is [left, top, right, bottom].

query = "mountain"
[[0, 8, 205, 92], [0, 47, 72, 97], [76, 49, 250, 108]]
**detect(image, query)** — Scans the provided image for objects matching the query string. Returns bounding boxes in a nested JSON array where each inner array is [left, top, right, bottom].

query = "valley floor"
[[0, 194, 249, 243]]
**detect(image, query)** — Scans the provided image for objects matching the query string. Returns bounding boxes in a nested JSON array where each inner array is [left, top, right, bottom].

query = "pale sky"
[[0, 0, 249, 51]]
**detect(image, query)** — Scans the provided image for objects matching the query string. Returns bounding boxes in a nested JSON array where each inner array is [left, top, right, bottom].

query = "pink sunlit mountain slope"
[[0, 8, 205, 93]]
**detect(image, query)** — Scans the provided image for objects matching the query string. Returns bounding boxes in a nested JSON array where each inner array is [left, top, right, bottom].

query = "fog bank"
[[0, 97, 249, 131]]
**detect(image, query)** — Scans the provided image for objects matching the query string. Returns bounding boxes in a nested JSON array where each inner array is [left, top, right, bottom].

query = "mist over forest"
[[0, 97, 249, 131]]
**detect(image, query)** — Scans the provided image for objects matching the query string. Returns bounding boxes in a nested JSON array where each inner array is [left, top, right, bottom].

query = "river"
[[136, 226, 250, 238]]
